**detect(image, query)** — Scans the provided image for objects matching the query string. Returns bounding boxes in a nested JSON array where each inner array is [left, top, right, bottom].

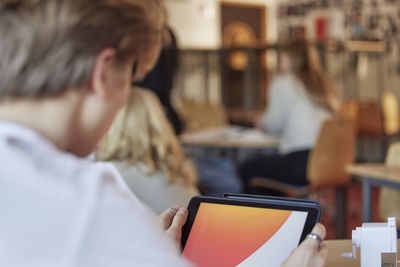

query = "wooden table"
[[180, 125, 279, 149], [180, 126, 279, 164], [325, 239, 399, 267], [346, 163, 400, 222]]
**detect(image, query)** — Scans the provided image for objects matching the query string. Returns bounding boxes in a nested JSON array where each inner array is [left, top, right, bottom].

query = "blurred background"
[[166, 0, 400, 153], [137, 0, 400, 239]]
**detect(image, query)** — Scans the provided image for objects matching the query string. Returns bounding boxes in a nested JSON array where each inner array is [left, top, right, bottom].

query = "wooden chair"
[[249, 117, 356, 238], [338, 99, 359, 122], [357, 100, 383, 137], [381, 92, 400, 136], [345, 99, 386, 162], [378, 142, 400, 221]]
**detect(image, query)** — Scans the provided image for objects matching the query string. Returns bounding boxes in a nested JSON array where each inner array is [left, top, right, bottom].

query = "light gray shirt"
[[262, 74, 331, 154], [113, 162, 200, 214], [0, 121, 190, 267]]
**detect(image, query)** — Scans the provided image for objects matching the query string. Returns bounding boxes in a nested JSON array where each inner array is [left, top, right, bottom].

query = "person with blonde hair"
[[96, 88, 199, 213], [240, 40, 341, 193]]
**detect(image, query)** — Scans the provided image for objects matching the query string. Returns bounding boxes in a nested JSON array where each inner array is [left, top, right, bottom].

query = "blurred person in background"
[[136, 24, 184, 135], [239, 40, 341, 194], [96, 88, 199, 213]]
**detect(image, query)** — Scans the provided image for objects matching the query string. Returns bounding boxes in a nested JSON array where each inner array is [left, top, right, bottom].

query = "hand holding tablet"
[[181, 194, 322, 267], [281, 223, 327, 267], [159, 205, 188, 249]]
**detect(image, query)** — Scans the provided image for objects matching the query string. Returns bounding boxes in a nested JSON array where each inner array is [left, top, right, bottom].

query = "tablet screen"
[[182, 202, 308, 267]]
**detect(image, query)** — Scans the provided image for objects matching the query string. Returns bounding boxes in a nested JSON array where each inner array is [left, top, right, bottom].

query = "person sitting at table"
[[96, 88, 200, 213], [239, 40, 341, 194]]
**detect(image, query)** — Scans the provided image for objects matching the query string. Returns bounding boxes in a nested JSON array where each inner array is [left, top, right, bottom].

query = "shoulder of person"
[[271, 73, 296, 88], [269, 73, 301, 98]]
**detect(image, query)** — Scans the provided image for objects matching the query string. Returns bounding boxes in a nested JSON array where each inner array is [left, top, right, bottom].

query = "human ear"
[[89, 48, 117, 98]]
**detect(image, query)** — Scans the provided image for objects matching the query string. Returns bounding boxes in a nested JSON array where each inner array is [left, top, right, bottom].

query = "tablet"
[[181, 195, 321, 267]]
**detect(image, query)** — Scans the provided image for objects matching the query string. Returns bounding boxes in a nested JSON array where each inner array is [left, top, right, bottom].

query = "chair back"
[[178, 100, 228, 132], [381, 91, 400, 136], [379, 142, 400, 220], [307, 117, 356, 188], [357, 100, 383, 137], [338, 99, 359, 122]]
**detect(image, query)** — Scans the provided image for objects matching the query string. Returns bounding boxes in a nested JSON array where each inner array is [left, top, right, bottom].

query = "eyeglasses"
[[131, 60, 139, 84], [161, 26, 173, 48]]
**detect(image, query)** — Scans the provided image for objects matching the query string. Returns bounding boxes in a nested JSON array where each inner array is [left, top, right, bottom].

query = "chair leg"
[[335, 186, 348, 239]]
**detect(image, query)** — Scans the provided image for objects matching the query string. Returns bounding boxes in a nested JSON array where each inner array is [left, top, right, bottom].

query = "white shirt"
[[262, 74, 331, 154], [113, 162, 199, 214], [0, 121, 190, 267]]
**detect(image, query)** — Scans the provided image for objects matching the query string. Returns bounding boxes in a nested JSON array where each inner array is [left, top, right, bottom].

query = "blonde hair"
[[0, 0, 163, 100], [283, 40, 341, 113], [96, 88, 197, 185]]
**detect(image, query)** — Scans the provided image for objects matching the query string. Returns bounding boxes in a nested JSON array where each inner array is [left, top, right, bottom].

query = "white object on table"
[[342, 217, 398, 267]]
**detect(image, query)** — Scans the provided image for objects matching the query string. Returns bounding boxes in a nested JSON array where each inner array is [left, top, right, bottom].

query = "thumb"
[[169, 207, 188, 232], [166, 207, 188, 245], [159, 206, 181, 230]]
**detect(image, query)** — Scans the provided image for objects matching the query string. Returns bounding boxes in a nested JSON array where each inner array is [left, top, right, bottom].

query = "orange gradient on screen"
[[182, 203, 291, 267]]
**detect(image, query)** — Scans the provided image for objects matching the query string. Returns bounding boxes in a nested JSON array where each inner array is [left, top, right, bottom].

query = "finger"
[[314, 244, 328, 267], [311, 223, 326, 240], [319, 243, 328, 260], [169, 207, 188, 233], [302, 223, 326, 250], [159, 210, 174, 229], [159, 205, 182, 229]]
